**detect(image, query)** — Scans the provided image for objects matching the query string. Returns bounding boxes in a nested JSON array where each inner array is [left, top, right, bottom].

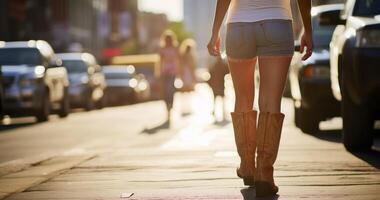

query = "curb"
[[0, 154, 96, 199]]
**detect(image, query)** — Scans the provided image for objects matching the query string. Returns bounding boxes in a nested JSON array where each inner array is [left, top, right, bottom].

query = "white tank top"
[[227, 0, 292, 23]]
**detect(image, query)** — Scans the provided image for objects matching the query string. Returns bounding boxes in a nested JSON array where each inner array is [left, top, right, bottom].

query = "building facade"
[[0, 0, 139, 61], [183, 0, 217, 68]]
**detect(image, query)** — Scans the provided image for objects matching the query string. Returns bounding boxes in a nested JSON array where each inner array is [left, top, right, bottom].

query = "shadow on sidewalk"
[[351, 148, 380, 169], [0, 118, 37, 133], [307, 129, 342, 143], [241, 187, 279, 200], [141, 120, 170, 134], [214, 119, 230, 127], [305, 129, 380, 169]]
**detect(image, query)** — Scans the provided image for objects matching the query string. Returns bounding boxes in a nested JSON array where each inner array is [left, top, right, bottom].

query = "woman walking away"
[[159, 30, 180, 124], [179, 39, 197, 93], [208, 0, 313, 197], [208, 55, 229, 121], [179, 39, 197, 115]]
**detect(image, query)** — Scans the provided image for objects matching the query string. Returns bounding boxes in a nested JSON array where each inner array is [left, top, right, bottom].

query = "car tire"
[[36, 90, 50, 122], [294, 105, 301, 128], [58, 88, 70, 118], [128, 92, 137, 104], [84, 89, 94, 111], [296, 106, 319, 134], [341, 82, 373, 152], [95, 96, 105, 109]]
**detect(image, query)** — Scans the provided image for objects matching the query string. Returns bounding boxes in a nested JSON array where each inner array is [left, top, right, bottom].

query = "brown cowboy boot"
[[231, 110, 257, 186], [255, 112, 284, 197]]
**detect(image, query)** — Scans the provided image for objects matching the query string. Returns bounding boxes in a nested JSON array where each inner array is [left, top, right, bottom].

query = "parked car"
[[0, 40, 70, 122], [290, 4, 344, 133], [0, 65, 3, 120], [329, 0, 380, 151], [57, 53, 106, 110], [103, 65, 150, 105]]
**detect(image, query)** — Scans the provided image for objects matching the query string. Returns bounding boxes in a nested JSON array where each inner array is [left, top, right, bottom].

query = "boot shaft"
[[231, 110, 257, 177], [231, 110, 257, 158], [256, 112, 284, 182]]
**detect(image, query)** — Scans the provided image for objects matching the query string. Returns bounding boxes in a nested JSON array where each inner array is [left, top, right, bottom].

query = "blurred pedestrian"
[[159, 30, 180, 124], [179, 39, 197, 93], [208, 0, 313, 197], [208, 54, 229, 121], [179, 39, 197, 115]]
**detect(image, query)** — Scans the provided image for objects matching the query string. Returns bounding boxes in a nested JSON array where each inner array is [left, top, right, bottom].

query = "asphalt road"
[[0, 84, 379, 200]]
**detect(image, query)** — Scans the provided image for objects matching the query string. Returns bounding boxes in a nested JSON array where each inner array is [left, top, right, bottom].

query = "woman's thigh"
[[228, 58, 257, 111], [258, 56, 292, 113]]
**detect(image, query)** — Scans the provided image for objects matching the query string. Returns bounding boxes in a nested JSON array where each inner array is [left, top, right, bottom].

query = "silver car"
[[0, 40, 70, 122], [103, 65, 150, 105], [57, 53, 106, 110]]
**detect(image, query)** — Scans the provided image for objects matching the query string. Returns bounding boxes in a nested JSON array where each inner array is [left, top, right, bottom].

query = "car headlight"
[[138, 82, 148, 91], [356, 29, 380, 48], [34, 66, 45, 78], [128, 78, 138, 88], [81, 76, 89, 84]]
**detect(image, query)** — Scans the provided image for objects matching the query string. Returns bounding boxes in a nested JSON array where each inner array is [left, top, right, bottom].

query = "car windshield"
[[353, 0, 380, 17], [104, 71, 133, 80], [62, 60, 87, 74], [312, 10, 340, 49], [0, 48, 43, 65]]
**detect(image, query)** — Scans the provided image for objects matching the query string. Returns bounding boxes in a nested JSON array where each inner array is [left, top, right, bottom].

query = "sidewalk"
[[2, 85, 380, 200]]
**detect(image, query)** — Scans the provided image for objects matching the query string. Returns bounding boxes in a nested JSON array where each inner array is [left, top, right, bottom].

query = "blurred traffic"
[[0, 1, 379, 199], [289, 0, 380, 151], [0, 0, 379, 152]]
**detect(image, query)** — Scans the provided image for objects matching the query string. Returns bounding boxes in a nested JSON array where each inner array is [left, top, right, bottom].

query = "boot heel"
[[243, 177, 255, 186], [255, 181, 278, 197]]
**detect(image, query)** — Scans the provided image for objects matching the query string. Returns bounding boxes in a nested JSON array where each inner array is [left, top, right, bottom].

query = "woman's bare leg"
[[258, 56, 292, 113], [255, 56, 291, 196], [228, 58, 257, 112], [228, 57, 258, 186]]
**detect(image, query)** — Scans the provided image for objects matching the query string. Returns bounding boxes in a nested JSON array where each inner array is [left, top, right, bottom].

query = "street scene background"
[[0, 0, 379, 199]]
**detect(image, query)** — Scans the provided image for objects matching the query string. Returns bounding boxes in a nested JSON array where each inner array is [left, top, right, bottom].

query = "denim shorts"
[[226, 19, 294, 59]]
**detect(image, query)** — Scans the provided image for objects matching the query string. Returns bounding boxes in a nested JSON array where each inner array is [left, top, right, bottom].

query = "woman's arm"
[[207, 0, 231, 56], [297, 0, 313, 60]]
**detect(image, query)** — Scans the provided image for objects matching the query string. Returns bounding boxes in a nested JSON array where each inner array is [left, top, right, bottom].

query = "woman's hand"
[[208, 0, 231, 56], [297, 0, 313, 60], [300, 32, 313, 60], [207, 34, 221, 56]]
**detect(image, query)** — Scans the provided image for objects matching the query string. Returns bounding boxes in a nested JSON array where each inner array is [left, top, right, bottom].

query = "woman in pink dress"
[[159, 30, 180, 123], [179, 39, 197, 93]]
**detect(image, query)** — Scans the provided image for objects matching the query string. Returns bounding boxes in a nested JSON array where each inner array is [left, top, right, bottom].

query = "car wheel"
[[36, 91, 50, 122], [128, 92, 137, 104], [58, 88, 70, 118], [297, 106, 320, 134], [294, 105, 301, 127], [84, 90, 94, 111], [95, 96, 105, 109], [341, 82, 373, 151]]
